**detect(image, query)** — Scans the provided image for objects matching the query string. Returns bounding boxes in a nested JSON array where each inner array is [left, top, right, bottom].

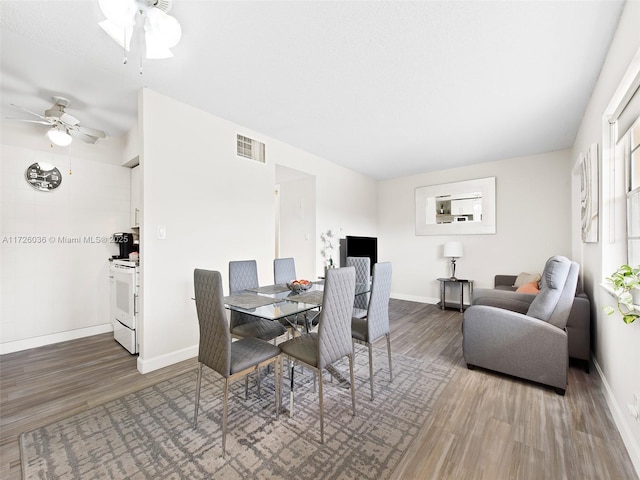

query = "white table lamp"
[[444, 242, 463, 280]]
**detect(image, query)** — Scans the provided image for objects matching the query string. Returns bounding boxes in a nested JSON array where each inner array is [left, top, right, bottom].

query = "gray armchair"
[[472, 276, 591, 372], [462, 256, 579, 395]]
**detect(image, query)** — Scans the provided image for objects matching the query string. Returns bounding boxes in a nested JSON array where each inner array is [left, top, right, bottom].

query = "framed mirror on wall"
[[415, 177, 496, 235]]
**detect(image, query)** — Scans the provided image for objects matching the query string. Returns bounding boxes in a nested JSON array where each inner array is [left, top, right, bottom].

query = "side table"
[[437, 278, 474, 312]]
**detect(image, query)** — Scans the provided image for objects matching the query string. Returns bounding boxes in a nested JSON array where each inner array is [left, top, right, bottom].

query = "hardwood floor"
[[1, 299, 637, 479]]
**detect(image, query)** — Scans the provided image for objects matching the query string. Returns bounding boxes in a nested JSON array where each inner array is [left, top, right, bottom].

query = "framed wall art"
[[580, 143, 599, 243], [415, 176, 496, 235]]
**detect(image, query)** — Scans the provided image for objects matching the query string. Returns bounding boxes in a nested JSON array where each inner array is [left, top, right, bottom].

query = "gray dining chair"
[[279, 266, 357, 444], [229, 260, 286, 341], [192, 269, 281, 457], [273, 257, 319, 334], [274, 257, 297, 285], [347, 256, 371, 319], [352, 262, 393, 401]]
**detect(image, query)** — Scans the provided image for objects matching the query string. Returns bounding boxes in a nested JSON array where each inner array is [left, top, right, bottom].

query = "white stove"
[[112, 258, 139, 267], [109, 258, 139, 354]]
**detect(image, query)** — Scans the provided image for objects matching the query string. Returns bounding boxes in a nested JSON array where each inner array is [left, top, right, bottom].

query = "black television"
[[339, 236, 377, 275]]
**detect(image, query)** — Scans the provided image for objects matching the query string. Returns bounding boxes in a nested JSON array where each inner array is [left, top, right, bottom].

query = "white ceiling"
[[0, 0, 625, 180]]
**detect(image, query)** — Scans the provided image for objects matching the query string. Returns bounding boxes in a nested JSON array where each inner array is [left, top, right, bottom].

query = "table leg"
[[440, 281, 445, 310], [289, 362, 295, 418], [460, 282, 464, 312], [325, 364, 351, 389]]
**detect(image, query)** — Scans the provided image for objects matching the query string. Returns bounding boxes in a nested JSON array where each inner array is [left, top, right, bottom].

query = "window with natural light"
[[617, 115, 640, 267]]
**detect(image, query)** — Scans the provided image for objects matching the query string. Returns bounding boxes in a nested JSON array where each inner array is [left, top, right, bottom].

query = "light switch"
[[158, 225, 167, 240]]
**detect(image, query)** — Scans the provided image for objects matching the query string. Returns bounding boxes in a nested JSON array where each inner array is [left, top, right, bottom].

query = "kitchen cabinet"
[[131, 164, 141, 228]]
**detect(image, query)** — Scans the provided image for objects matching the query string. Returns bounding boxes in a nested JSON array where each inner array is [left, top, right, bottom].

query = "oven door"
[[110, 264, 136, 330]]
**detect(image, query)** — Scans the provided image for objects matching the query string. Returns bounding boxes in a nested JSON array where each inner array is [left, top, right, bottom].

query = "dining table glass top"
[[223, 280, 370, 321]]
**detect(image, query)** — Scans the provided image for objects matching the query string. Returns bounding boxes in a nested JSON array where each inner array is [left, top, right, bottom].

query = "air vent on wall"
[[237, 134, 266, 163]]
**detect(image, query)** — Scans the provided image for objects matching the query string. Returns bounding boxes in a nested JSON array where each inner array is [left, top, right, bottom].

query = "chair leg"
[[318, 368, 324, 444], [257, 368, 262, 397], [193, 363, 203, 428], [349, 354, 356, 417], [222, 378, 229, 457], [368, 343, 374, 401], [275, 357, 281, 420], [245, 375, 249, 400], [289, 360, 295, 418], [386, 333, 393, 383]]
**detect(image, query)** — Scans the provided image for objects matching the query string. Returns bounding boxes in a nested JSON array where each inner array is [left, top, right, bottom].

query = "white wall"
[[378, 149, 573, 303], [277, 174, 316, 280], [570, 0, 640, 472], [137, 88, 378, 373], [0, 125, 131, 353]]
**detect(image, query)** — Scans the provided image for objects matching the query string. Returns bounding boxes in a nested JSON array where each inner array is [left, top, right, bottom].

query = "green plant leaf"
[[605, 264, 640, 324], [602, 305, 616, 315]]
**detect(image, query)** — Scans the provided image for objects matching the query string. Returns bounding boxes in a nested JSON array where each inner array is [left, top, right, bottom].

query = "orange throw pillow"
[[516, 280, 540, 294]]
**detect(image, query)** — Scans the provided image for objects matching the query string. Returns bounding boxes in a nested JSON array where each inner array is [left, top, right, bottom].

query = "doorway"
[[275, 165, 316, 279]]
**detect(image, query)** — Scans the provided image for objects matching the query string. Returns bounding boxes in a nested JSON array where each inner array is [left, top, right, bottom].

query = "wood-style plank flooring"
[[1, 299, 637, 479]]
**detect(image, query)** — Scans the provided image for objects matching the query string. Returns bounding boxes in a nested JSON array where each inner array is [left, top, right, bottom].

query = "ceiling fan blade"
[[10, 103, 48, 121], [45, 108, 80, 126], [76, 125, 107, 138], [70, 128, 99, 144], [6, 117, 53, 126], [59, 112, 80, 126]]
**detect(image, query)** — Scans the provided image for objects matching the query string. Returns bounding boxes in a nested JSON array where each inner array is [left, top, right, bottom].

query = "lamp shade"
[[443, 241, 463, 258]]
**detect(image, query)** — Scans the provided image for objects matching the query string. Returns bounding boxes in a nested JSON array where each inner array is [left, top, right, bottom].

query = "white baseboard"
[[0, 324, 113, 355], [391, 292, 439, 304], [137, 344, 198, 374], [593, 357, 640, 477]]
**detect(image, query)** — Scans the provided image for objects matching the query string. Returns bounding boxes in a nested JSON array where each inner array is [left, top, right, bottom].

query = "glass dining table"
[[223, 279, 370, 402], [223, 280, 370, 333]]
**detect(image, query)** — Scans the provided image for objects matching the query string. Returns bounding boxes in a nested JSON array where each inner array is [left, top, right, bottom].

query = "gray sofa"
[[472, 274, 591, 372]]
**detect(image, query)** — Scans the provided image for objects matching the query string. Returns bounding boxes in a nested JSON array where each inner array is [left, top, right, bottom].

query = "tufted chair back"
[[229, 260, 259, 330], [317, 266, 356, 369], [347, 256, 371, 310], [274, 257, 297, 285], [366, 262, 392, 342], [194, 269, 231, 377]]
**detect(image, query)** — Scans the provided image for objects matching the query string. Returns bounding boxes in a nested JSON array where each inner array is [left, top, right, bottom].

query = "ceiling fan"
[[9, 96, 108, 146]]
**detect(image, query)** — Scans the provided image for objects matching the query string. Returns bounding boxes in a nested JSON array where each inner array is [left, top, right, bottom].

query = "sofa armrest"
[[472, 287, 537, 314], [463, 305, 568, 389]]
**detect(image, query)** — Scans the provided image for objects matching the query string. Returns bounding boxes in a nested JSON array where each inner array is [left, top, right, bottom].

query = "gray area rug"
[[20, 346, 453, 479]]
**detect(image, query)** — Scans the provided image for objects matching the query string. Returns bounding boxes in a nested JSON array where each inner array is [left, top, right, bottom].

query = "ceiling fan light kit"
[[98, 0, 182, 61], [46, 125, 73, 147]]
